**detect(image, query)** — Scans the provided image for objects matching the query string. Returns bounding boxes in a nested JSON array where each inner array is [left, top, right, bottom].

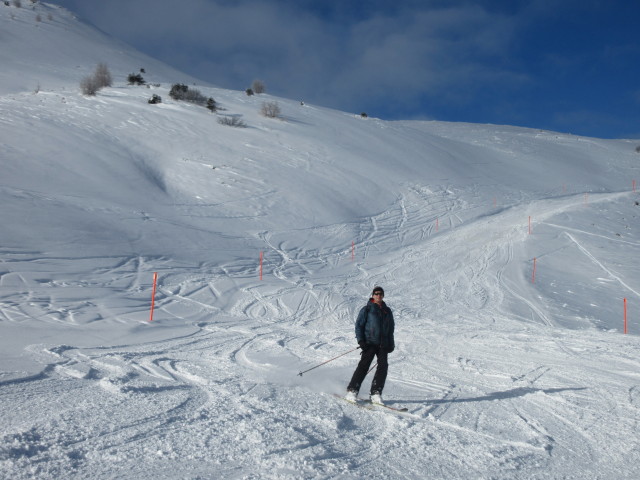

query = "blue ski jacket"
[[355, 299, 395, 352]]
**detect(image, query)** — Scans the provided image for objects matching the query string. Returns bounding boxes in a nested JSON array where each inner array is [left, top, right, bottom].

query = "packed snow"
[[1, 3, 640, 479]]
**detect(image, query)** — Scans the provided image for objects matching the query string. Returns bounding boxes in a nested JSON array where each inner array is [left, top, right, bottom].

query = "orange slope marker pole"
[[149, 272, 158, 322], [624, 298, 628, 334]]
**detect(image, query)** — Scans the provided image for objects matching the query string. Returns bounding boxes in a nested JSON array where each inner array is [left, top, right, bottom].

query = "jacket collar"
[[369, 298, 386, 308]]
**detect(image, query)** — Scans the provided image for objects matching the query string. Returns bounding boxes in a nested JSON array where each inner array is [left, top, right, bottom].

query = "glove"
[[358, 340, 367, 350]]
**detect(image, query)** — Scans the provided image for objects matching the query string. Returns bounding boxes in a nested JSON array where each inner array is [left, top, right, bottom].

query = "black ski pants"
[[347, 345, 388, 395]]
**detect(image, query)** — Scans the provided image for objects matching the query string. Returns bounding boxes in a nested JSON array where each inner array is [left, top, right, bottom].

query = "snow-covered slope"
[[1, 2, 640, 479], [0, 1, 201, 95]]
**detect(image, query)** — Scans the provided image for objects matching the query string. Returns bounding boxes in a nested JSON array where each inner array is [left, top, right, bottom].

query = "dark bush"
[[245, 88, 254, 96], [148, 94, 162, 104], [169, 83, 188, 99], [169, 83, 206, 105], [127, 73, 145, 85], [206, 97, 217, 112]]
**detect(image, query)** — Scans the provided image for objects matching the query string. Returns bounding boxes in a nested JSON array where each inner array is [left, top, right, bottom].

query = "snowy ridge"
[[1, 3, 640, 479]]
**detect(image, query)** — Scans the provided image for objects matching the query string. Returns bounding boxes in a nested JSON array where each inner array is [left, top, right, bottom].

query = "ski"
[[333, 393, 368, 408], [364, 400, 409, 412], [333, 394, 409, 413]]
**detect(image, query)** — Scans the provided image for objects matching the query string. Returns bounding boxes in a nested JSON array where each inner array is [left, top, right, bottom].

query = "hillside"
[[1, 2, 640, 479]]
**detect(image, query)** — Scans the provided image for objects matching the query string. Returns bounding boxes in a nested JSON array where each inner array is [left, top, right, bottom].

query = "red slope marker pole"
[[149, 272, 158, 322], [528, 216, 532, 235], [633, 180, 636, 193]]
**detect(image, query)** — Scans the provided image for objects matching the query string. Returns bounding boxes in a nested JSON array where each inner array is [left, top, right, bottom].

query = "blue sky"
[[55, 0, 640, 139]]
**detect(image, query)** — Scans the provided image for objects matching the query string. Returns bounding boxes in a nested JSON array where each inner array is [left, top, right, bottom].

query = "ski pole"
[[367, 363, 378, 375], [297, 346, 360, 376]]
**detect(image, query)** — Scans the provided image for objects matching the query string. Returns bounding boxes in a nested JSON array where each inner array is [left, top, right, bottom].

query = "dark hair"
[[372, 286, 384, 296]]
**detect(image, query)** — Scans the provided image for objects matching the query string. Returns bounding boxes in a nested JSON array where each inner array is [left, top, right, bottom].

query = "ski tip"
[[367, 400, 409, 412]]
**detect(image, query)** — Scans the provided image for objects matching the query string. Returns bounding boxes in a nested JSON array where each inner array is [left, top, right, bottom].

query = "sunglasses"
[[373, 292, 384, 296]]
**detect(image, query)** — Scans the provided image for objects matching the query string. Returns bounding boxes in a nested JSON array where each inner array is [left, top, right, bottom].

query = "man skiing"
[[345, 286, 395, 405]]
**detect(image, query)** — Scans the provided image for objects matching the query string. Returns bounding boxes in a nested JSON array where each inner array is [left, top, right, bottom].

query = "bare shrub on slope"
[[80, 63, 113, 96], [251, 79, 266, 94], [261, 101, 281, 118], [218, 115, 246, 127]]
